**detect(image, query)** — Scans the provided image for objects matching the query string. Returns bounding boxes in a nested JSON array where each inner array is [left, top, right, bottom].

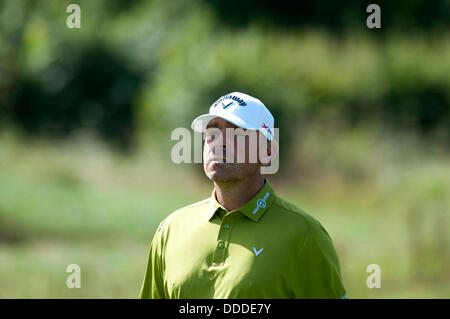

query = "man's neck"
[[214, 176, 265, 212]]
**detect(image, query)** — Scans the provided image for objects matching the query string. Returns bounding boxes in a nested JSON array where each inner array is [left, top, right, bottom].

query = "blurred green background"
[[0, 0, 449, 298]]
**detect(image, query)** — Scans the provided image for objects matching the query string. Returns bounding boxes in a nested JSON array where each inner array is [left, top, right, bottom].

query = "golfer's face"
[[203, 117, 260, 183]]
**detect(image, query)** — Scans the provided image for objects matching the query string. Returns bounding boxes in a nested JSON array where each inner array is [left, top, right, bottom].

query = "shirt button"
[[224, 223, 230, 229], [217, 241, 225, 249]]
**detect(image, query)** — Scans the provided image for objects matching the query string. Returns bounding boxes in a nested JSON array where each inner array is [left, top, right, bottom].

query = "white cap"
[[191, 92, 275, 141]]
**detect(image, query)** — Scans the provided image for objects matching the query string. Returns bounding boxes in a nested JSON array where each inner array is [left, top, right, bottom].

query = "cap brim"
[[191, 113, 274, 141], [191, 113, 251, 132], [191, 114, 217, 132]]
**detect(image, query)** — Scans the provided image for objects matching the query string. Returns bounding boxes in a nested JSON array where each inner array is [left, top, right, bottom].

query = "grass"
[[0, 129, 448, 298]]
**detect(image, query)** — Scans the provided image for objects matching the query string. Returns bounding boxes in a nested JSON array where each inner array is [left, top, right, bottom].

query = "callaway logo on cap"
[[191, 92, 275, 141]]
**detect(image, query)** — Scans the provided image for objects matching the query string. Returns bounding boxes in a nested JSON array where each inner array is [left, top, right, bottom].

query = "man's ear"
[[260, 138, 279, 167], [269, 139, 279, 164]]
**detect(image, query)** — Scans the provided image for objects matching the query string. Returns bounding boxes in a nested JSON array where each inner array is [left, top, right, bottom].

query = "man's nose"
[[220, 128, 228, 146]]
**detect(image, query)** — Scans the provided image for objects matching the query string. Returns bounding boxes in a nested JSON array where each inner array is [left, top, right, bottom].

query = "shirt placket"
[[212, 209, 234, 266]]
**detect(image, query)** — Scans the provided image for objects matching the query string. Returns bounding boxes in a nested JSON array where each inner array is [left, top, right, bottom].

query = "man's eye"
[[205, 129, 221, 139]]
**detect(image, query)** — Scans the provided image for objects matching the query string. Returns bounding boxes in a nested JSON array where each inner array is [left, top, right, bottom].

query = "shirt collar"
[[206, 179, 276, 223]]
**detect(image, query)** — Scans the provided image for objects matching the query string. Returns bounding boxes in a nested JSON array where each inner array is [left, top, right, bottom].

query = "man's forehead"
[[206, 117, 239, 129]]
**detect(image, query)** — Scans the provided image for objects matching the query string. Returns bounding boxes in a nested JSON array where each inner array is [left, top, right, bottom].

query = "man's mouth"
[[210, 157, 225, 162], [209, 156, 234, 163]]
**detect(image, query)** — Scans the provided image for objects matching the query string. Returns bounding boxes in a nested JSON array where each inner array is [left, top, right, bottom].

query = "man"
[[139, 92, 347, 299]]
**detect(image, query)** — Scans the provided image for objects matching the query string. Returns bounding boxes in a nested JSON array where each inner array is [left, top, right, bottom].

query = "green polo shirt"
[[139, 179, 346, 299]]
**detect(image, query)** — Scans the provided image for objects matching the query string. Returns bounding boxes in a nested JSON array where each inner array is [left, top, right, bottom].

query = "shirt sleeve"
[[138, 220, 167, 299], [293, 222, 347, 299]]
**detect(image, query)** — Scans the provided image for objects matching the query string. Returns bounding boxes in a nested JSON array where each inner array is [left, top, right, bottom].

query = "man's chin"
[[205, 167, 237, 183]]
